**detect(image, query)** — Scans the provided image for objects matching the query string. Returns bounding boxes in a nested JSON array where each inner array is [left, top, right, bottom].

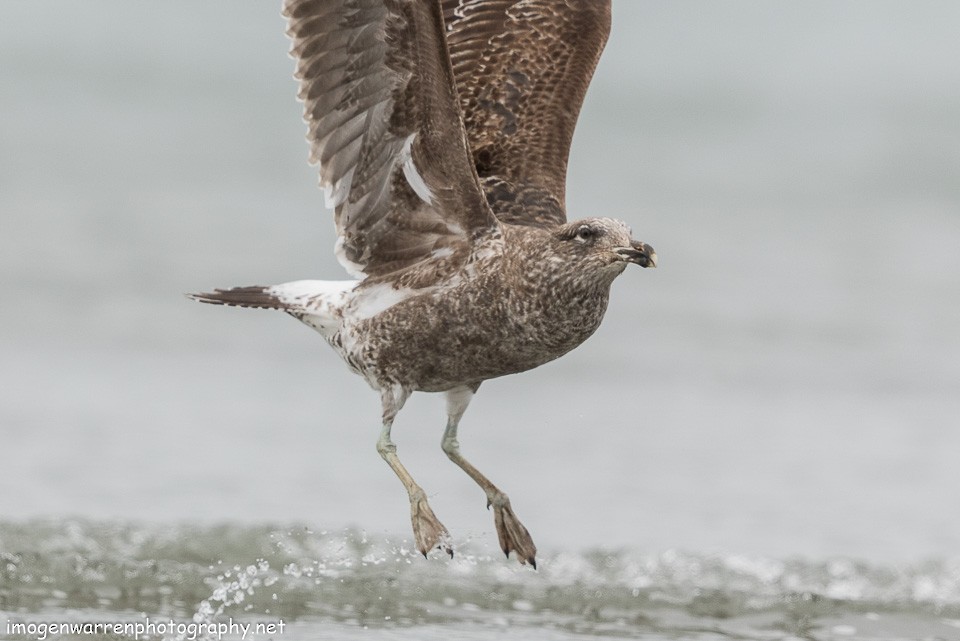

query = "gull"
[[192, 0, 656, 568]]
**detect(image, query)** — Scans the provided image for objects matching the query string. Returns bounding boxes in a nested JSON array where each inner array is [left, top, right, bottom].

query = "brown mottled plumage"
[[192, 0, 656, 568], [444, 0, 611, 225]]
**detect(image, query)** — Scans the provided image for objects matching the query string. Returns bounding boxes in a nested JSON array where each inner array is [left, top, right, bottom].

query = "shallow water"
[[2, 521, 959, 640]]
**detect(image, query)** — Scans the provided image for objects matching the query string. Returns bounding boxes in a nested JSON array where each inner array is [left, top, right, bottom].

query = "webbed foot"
[[489, 493, 537, 568], [410, 491, 453, 558]]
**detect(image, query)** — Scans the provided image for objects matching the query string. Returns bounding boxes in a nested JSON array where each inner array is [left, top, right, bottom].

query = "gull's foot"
[[489, 493, 537, 568], [410, 491, 453, 558]]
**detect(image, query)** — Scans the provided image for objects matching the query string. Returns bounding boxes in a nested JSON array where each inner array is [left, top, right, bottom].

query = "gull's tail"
[[188, 286, 286, 310], [189, 280, 358, 338]]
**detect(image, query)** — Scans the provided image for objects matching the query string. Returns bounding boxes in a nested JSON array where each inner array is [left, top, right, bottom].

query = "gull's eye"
[[575, 225, 595, 241]]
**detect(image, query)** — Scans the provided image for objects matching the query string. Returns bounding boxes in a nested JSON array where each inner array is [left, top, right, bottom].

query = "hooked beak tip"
[[616, 243, 658, 268]]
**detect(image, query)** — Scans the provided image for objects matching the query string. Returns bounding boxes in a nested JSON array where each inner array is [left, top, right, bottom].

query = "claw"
[[490, 493, 537, 569], [410, 493, 452, 558]]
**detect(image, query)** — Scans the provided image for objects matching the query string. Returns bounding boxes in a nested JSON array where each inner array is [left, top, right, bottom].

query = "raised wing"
[[442, 0, 612, 227], [284, 0, 499, 279]]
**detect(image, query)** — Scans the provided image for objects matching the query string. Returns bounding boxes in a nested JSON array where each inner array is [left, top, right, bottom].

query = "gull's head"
[[553, 218, 657, 278]]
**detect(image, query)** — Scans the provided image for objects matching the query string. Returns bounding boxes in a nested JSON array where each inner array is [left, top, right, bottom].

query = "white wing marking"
[[350, 282, 423, 321], [334, 236, 368, 280], [400, 134, 435, 204]]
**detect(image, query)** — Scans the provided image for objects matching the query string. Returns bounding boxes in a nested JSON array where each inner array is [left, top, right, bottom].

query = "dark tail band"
[[187, 286, 288, 310]]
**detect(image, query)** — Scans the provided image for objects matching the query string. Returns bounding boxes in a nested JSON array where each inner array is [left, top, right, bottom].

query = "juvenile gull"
[[192, 0, 656, 568]]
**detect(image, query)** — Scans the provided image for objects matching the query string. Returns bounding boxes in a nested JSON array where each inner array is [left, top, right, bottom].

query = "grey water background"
[[2, 3, 960, 636]]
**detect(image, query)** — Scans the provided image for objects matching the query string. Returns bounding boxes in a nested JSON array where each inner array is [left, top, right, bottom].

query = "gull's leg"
[[376, 385, 451, 558], [441, 386, 537, 568]]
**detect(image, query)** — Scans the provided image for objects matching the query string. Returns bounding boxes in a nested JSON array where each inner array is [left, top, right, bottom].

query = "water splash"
[[1, 519, 959, 640]]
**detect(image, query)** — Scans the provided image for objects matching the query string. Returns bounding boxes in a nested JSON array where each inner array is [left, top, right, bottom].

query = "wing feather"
[[284, 0, 498, 280], [441, 0, 611, 227]]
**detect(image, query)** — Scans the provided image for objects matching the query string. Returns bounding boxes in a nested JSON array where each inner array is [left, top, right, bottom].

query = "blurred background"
[[1, 1, 958, 563]]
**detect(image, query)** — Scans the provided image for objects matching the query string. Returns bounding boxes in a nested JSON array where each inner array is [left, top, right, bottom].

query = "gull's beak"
[[615, 241, 658, 268]]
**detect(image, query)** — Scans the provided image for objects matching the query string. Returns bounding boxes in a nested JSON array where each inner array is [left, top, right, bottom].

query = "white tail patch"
[[268, 279, 357, 338]]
